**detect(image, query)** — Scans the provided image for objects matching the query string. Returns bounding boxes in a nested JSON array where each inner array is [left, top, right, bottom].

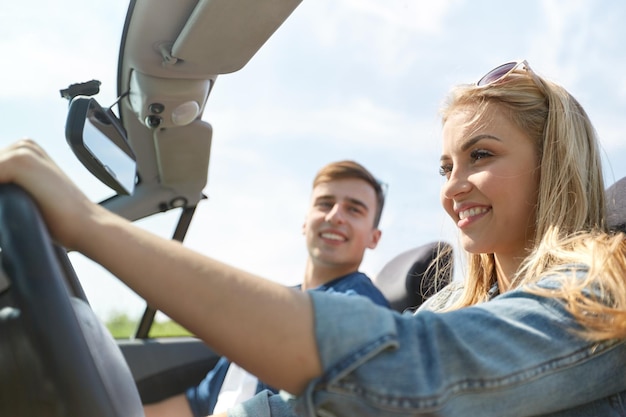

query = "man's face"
[[303, 178, 381, 271]]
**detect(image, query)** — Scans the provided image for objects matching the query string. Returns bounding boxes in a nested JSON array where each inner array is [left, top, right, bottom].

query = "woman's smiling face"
[[439, 104, 540, 262]]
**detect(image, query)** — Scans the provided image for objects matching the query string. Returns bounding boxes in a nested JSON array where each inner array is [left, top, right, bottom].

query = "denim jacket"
[[230, 268, 626, 417]]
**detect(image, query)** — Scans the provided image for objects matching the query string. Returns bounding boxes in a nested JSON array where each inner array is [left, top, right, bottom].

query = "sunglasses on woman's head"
[[476, 60, 531, 86]]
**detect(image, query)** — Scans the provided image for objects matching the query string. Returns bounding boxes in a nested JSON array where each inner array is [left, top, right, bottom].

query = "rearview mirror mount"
[[65, 97, 136, 195]]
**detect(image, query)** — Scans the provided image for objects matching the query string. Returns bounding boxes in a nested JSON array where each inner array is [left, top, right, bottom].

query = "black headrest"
[[374, 242, 453, 312], [606, 177, 626, 233]]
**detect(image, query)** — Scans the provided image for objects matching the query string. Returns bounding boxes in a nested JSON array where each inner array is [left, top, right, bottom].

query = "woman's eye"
[[470, 149, 492, 161], [439, 164, 452, 177]]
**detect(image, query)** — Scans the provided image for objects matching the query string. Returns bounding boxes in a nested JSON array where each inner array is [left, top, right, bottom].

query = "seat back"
[[374, 241, 453, 312], [606, 177, 626, 233]]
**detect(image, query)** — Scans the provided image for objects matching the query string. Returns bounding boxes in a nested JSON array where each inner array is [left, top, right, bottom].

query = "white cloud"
[[0, 1, 124, 100], [285, 0, 458, 78], [208, 96, 439, 153]]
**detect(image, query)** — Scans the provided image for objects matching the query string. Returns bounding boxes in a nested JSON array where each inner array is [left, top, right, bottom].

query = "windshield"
[[4, 0, 626, 323]]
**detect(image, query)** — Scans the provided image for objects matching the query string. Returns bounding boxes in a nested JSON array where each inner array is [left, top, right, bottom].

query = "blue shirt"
[[185, 271, 390, 417], [230, 267, 626, 417]]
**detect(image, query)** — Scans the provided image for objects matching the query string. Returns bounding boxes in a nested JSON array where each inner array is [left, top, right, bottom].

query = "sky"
[[2, 0, 626, 320]]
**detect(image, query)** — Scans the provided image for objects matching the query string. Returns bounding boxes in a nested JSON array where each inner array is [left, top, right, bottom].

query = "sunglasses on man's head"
[[476, 60, 531, 86]]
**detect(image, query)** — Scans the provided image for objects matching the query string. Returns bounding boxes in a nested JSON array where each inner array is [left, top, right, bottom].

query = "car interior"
[[2, 1, 624, 416], [0, 1, 456, 415]]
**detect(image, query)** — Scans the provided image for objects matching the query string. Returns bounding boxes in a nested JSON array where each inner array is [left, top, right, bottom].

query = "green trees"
[[105, 313, 193, 339]]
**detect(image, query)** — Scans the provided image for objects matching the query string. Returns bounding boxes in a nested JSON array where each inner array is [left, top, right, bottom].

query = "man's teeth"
[[459, 207, 489, 220], [321, 233, 344, 241]]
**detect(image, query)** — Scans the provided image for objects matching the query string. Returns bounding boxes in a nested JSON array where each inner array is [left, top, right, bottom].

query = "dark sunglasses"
[[476, 60, 531, 86]]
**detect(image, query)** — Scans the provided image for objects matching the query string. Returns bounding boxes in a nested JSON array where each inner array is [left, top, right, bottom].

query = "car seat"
[[373, 241, 453, 312], [606, 176, 626, 233]]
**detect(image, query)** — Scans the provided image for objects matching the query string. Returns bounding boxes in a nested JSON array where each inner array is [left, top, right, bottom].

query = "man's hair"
[[313, 160, 385, 228]]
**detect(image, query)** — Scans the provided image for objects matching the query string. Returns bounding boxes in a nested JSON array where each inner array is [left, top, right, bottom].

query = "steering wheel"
[[0, 184, 143, 416]]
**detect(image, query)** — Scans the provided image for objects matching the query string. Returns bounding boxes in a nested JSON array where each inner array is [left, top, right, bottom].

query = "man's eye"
[[439, 165, 452, 177]]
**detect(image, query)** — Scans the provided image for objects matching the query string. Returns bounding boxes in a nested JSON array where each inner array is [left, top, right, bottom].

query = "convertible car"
[[0, 1, 453, 415]]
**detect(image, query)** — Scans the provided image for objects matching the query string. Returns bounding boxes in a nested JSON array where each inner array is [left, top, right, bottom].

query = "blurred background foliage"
[[105, 313, 194, 339]]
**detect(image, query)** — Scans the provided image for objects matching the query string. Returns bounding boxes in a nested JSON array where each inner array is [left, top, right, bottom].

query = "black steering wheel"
[[0, 184, 143, 416]]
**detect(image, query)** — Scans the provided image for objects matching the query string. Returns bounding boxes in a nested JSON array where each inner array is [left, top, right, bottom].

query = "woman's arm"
[[0, 140, 321, 394], [80, 206, 320, 393]]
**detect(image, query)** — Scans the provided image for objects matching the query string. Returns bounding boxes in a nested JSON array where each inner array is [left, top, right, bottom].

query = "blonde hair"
[[439, 65, 626, 340], [527, 231, 626, 340]]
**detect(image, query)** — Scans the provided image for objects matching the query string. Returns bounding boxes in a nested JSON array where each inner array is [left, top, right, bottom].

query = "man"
[[144, 160, 390, 417]]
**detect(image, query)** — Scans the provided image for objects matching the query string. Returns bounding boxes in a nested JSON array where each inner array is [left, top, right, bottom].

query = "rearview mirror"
[[65, 97, 136, 195]]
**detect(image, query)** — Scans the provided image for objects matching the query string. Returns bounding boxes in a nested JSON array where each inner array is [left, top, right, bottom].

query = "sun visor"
[[170, 0, 302, 74]]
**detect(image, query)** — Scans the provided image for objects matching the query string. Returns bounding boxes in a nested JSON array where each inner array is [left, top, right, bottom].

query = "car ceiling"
[[102, 0, 302, 222]]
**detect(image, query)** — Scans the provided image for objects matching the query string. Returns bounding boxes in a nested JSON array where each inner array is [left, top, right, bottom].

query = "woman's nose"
[[441, 168, 472, 200]]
